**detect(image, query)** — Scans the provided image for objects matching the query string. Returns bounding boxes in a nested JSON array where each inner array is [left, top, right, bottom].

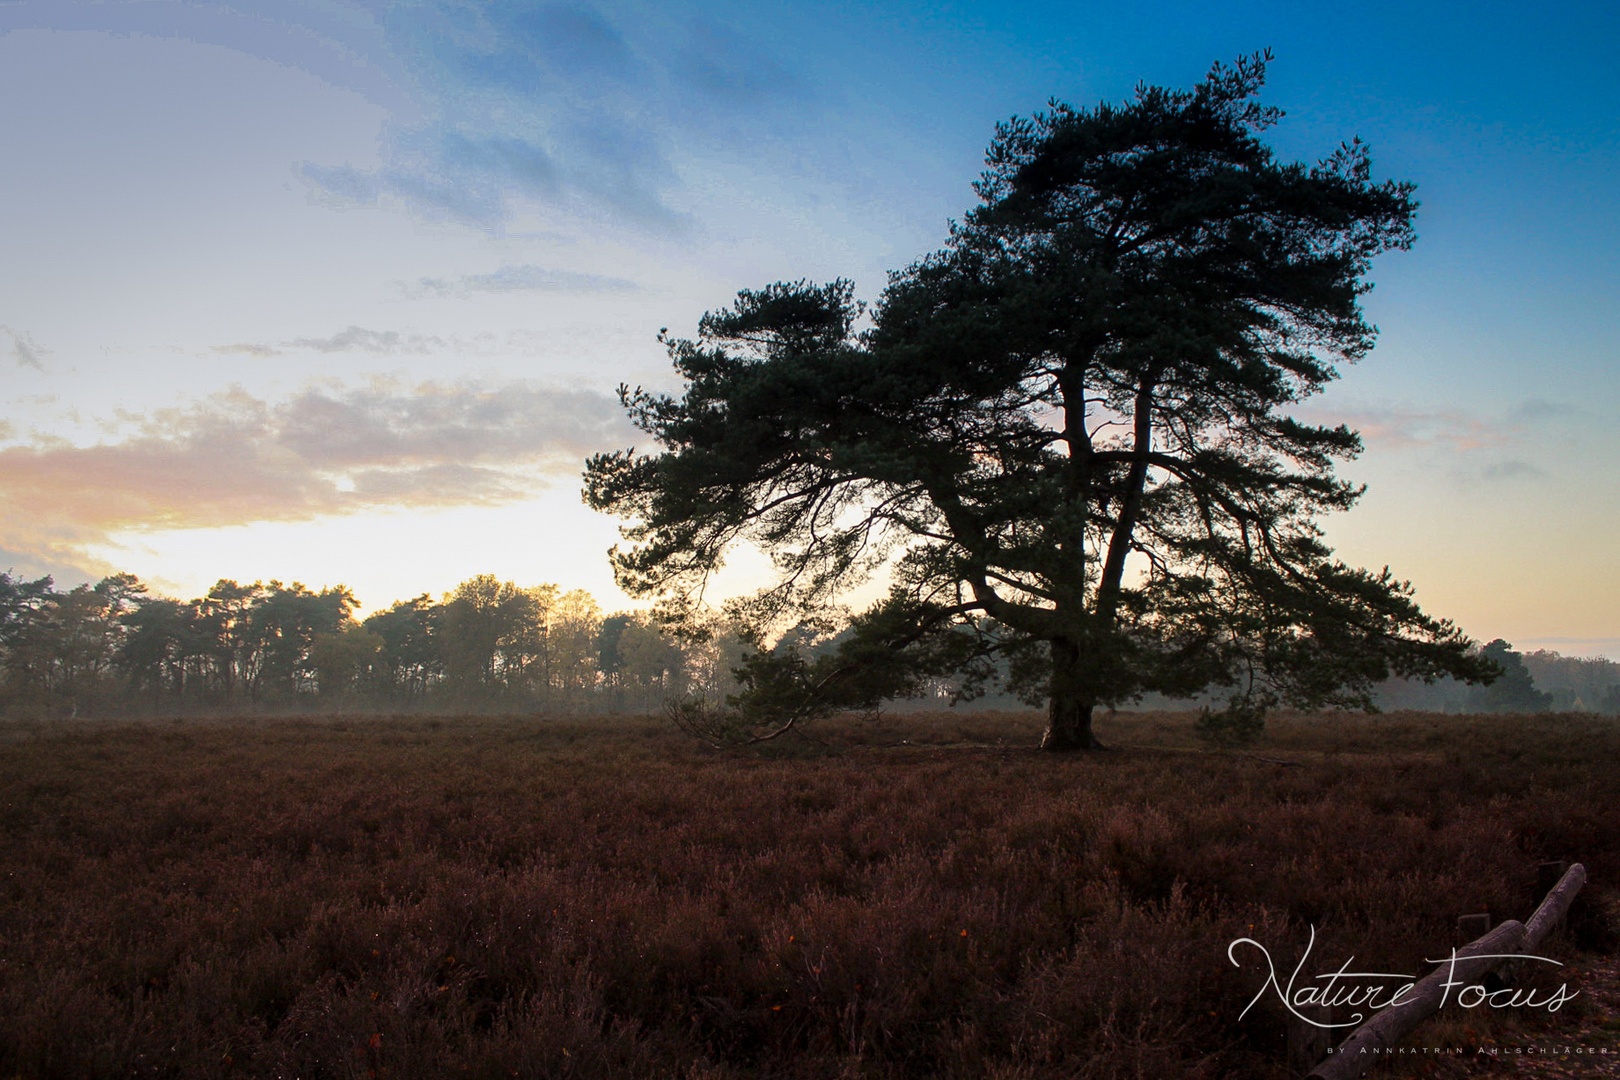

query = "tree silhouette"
[[119, 595, 193, 704], [308, 623, 383, 702], [2, 570, 686, 715], [438, 575, 533, 696], [586, 54, 1492, 749], [249, 582, 356, 699], [1467, 640, 1550, 714], [363, 595, 441, 700]]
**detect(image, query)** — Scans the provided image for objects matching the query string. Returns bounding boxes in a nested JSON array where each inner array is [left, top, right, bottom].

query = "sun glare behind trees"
[[0, 569, 750, 716]]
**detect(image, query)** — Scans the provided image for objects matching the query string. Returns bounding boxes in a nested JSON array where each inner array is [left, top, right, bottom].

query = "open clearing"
[[1, 710, 1615, 1078]]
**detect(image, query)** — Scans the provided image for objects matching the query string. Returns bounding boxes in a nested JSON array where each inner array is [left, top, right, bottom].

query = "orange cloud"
[[0, 380, 635, 579]]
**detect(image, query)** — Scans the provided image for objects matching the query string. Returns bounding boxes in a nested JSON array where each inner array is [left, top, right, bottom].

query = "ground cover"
[[0, 709, 1615, 1078]]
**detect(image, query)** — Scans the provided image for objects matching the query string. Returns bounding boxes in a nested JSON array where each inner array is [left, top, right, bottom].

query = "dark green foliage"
[[585, 54, 1493, 749], [1520, 649, 1620, 712], [248, 581, 358, 698], [362, 593, 442, 699], [1468, 639, 1552, 713], [598, 612, 632, 673], [598, 611, 686, 709], [0, 571, 145, 712], [0, 571, 55, 650], [0, 571, 707, 716], [1604, 683, 1620, 716], [708, 598, 990, 742], [1194, 696, 1268, 747]]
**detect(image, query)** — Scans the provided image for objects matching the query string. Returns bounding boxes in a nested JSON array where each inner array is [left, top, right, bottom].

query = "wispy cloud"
[[1292, 403, 1583, 488], [211, 342, 284, 358], [8, 1, 809, 233], [212, 325, 454, 358], [286, 326, 449, 354], [1292, 404, 1509, 453], [291, 2, 807, 231], [2, 326, 50, 370], [0, 379, 636, 575], [1508, 398, 1591, 425], [1480, 459, 1547, 481], [406, 263, 638, 297], [297, 2, 686, 229]]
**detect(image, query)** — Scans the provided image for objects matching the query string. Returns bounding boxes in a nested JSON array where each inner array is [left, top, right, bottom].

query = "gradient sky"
[[1, 0, 1616, 656]]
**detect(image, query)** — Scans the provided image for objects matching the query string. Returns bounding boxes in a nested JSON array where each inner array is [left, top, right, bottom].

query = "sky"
[[1, 0, 1617, 657]]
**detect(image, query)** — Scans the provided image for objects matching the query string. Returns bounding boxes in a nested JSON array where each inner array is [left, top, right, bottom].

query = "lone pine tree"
[[585, 54, 1492, 750]]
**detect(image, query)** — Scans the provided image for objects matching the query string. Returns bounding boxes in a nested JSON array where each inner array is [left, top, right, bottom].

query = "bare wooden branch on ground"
[[1305, 862, 1586, 1080]]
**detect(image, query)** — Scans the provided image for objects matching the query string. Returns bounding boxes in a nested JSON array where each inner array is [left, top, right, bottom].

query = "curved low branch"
[[745, 600, 983, 744]]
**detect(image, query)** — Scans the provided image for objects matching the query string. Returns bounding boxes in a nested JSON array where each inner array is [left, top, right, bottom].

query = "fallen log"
[[1526, 862, 1586, 948], [1304, 920, 1526, 1080], [1303, 862, 1586, 1080]]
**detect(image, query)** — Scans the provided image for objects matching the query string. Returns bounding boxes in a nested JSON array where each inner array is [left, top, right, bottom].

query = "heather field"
[[1, 710, 1616, 1079]]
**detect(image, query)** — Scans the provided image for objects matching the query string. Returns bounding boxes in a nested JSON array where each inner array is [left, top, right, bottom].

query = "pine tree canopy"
[[584, 53, 1495, 750]]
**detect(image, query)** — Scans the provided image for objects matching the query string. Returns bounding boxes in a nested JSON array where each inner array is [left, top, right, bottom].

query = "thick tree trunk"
[[1042, 695, 1098, 751], [1041, 638, 1105, 751]]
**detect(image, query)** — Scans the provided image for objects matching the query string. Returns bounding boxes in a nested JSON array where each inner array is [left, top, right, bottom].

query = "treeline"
[[0, 571, 751, 717], [1522, 650, 1620, 712], [1373, 639, 1620, 715], [4, 569, 1616, 720]]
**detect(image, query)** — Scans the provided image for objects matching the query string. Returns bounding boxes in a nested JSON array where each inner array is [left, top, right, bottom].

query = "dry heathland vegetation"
[[1, 710, 1616, 1079]]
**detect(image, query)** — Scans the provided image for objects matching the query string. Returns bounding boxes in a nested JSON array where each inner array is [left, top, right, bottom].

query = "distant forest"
[[2, 570, 1617, 719], [0, 571, 751, 717], [1375, 642, 1620, 715]]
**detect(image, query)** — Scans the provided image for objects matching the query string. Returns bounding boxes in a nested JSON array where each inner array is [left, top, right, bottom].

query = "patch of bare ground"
[[0, 709, 1614, 1078]]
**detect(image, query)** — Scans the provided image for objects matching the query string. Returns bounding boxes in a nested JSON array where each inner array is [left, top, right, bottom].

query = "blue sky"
[[1, 0, 1617, 656]]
